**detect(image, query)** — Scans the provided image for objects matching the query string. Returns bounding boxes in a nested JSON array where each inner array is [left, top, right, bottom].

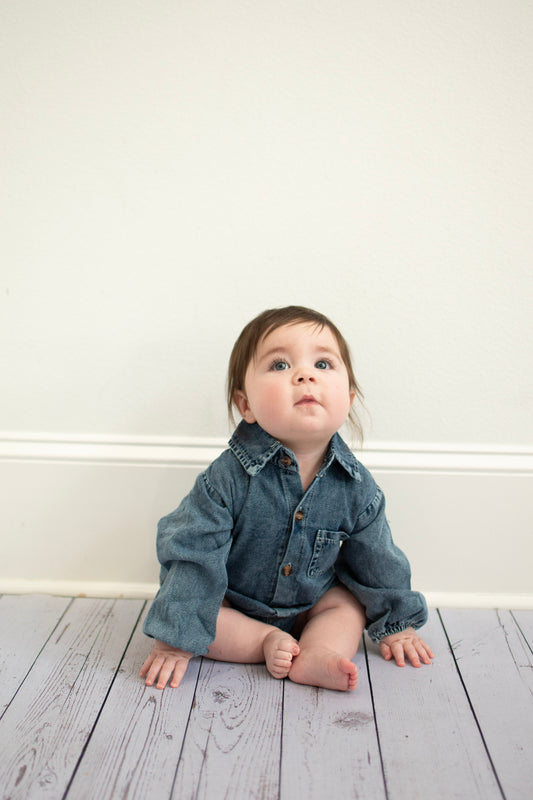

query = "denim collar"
[[228, 421, 361, 481]]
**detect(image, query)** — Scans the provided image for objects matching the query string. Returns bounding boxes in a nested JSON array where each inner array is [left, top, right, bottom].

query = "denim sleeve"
[[143, 469, 234, 656], [335, 485, 428, 642]]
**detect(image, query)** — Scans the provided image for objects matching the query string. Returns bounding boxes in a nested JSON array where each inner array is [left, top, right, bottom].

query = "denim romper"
[[143, 421, 427, 656]]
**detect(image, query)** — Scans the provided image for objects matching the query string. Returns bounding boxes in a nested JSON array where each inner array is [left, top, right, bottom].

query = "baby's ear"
[[233, 390, 256, 423]]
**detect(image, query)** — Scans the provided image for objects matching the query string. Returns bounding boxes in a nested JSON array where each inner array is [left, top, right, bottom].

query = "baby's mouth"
[[295, 395, 319, 406]]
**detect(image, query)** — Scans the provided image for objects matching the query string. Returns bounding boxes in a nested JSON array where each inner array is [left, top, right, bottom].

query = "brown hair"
[[227, 305, 364, 442]]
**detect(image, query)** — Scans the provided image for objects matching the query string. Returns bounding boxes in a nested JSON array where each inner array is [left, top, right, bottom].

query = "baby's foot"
[[263, 630, 301, 679], [288, 647, 358, 691]]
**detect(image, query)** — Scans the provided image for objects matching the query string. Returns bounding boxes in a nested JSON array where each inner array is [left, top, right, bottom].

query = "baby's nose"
[[297, 373, 316, 382]]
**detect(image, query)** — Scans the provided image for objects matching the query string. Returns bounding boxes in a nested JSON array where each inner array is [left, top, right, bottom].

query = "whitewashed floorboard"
[[2, 598, 532, 800], [440, 608, 533, 800], [0, 594, 70, 717], [366, 608, 502, 800], [68, 603, 202, 800], [281, 639, 385, 800], [511, 609, 533, 652], [172, 659, 283, 800], [0, 597, 143, 800]]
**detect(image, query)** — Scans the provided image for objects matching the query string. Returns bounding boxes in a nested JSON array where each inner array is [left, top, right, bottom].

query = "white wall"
[[1, 1, 532, 603]]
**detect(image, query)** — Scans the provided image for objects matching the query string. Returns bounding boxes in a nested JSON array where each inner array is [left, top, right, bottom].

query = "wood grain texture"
[[67, 603, 201, 800], [0, 598, 531, 800], [366, 608, 502, 800], [440, 608, 533, 800], [0, 594, 70, 718], [0, 598, 143, 800], [281, 639, 386, 800], [172, 659, 283, 800]]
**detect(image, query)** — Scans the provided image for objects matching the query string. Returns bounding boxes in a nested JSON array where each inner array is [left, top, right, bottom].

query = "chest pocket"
[[308, 530, 350, 577]]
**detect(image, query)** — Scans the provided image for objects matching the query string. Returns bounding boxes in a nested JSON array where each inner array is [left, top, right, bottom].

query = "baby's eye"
[[315, 359, 332, 370], [270, 360, 290, 371]]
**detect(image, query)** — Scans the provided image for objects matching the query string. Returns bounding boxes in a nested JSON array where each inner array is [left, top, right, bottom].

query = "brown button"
[[280, 456, 292, 467], [294, 510, 304, 521], [281, 564, 293, 576]]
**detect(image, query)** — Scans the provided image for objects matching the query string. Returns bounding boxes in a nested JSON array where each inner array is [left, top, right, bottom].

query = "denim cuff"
[[369, 618, 422, 643]]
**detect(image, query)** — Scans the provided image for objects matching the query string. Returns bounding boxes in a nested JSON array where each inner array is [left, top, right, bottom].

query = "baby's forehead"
[[256, 321, 340, 353]]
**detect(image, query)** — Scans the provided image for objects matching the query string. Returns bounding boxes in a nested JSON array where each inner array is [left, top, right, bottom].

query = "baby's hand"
[[140, 640, 194, 689], [379, 628, 434, 668]]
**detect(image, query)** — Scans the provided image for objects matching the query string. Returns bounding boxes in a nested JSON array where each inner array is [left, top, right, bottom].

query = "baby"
[[141, 306, 433, 691]]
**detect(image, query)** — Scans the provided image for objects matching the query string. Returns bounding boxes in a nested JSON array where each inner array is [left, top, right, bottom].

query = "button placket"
[[271, 498, 308, 603]]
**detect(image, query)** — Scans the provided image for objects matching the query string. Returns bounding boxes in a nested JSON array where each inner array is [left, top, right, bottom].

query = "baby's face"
[[233, 322, 355, 453]]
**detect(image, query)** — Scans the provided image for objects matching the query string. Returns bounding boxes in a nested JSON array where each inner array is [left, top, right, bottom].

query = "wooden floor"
[[0, 596, 532, 800]]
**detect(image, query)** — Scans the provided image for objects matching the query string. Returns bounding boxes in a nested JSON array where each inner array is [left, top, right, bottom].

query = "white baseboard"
[[1, 579, 532, 610], [1, 433, 532, 597], [0, 579, 159, 599], [422, 592, 533, 610]]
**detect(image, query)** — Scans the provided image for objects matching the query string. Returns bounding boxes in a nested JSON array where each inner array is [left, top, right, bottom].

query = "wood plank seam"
[[0, 595, 75, 725], [62, 599, 149, 799], [167, 654, 205, 798], [436, 609, 506, 800], [362, 636, 389, 800], [278, 681, 285, 800], [510, 610, 533, 656]]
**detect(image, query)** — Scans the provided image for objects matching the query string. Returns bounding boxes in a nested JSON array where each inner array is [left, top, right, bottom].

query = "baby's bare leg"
[[207, 602, 300, 679], [288, 586, 365, 691]]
